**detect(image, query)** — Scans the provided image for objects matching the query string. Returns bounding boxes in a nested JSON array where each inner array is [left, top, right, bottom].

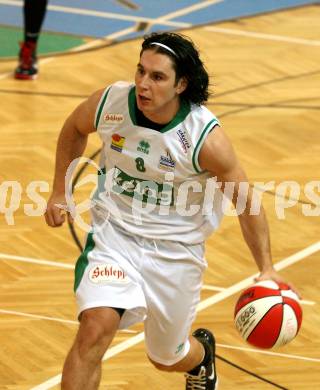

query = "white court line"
[[0, 57, 54, 80], [300, 299, 315, 306], [30, 240, 320, 390], [30, 331, 145, 390], [197, 241, 320, 312], [33, 337, 320, 390], [202, 284, 226, 292], [4, 254, 313, 306], [0, 71, 14, 80], [69, 26, 137, 52], [1, 254, 315, 302], [0, 309, 78, 324], [0, 253, 74, 269], [0, 0, 225, 56], [157, 0, 223, 22], [0, 27, 134, 79], [205, 26, 320, 46], [0, 0, 191, 80], [1, 2, 317, 80], [0, 25, 136, 80], [217, 343, 320, 363], [202, 286, 315, 305], [0, 0, 190, 27], [0, 309, 137, 333]]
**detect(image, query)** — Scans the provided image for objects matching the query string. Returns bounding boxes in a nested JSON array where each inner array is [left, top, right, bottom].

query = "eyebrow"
[[137, 63, 168, 77]]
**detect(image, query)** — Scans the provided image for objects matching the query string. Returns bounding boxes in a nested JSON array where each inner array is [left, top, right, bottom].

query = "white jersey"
[[93, 81, 223, 244]]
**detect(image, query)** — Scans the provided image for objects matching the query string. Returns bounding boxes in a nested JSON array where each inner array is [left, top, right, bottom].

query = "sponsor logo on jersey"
[[137, 140, 150, 154], [110, 134, 125, 152], [158, 150, 175, 172], [112, 166, 174, 206], [104, 113, 124, 124], [176, 129, 191, 153], [88, 264, 129, 284]]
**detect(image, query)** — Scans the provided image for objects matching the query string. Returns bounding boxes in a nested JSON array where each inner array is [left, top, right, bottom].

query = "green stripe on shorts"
[[74, 232, 95, 292]]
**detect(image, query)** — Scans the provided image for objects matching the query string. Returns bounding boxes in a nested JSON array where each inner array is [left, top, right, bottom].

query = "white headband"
[[150, 42, 177, 56]]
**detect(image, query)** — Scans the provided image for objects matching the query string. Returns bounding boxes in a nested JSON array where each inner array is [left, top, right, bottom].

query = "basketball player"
[[15, 0, 48, 79], [45, 32, 293, 390]]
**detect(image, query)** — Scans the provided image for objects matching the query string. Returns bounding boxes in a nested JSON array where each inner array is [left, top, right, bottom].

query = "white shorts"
[[74, 217, 207, 365]]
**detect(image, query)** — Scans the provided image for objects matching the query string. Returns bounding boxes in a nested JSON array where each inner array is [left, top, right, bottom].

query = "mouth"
[[138, 94, 151, 103]]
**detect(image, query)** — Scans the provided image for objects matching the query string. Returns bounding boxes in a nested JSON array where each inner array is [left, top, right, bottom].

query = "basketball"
[[234, 280, 302, 349]]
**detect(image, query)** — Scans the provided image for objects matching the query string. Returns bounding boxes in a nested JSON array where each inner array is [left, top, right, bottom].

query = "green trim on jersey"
[[74, 232, 95, 292], [128, 86, 138, 125], [162, 99, 190, 133], [94, 87, 111, 129], [192, 119, 219, 173], [128, 86, 191, 133]]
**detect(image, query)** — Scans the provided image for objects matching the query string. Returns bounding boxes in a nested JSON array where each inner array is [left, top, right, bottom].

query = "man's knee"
[[76, 308, 120, 356]]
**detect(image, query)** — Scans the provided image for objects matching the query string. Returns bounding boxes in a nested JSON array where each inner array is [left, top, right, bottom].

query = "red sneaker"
[[14, 41, 38, 80]]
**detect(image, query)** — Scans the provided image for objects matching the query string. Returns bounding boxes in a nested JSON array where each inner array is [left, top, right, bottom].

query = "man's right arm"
[[45, 89, 104, 227]]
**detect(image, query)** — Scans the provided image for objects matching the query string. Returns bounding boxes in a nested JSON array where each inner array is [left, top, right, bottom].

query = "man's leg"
[[15, 0, 48, 79], [149, 330, 215, 373], [61, 307, 121, 390], [149, 329, 217, 390], [23, 0, 48, 44], [143, 239, 217, 388], [149, 333, 204, 372]]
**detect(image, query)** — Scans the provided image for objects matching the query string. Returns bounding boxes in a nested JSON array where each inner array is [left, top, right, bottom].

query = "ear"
[[176, 77, 188, 95]]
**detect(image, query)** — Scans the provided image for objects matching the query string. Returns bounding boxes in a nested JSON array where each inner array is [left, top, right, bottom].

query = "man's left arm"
[[198, 125, 298, 292]]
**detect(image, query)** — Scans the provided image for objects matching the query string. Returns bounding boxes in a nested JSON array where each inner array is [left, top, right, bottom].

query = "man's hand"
[[45, 193, 72, 227], [255, 267, 301, 298]]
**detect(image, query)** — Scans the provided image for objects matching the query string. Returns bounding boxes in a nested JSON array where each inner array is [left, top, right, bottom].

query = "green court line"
[[0, 26, 85, 57]]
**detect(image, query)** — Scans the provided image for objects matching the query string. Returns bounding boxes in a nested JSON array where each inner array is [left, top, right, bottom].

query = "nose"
[[138, 74, 150, 90]]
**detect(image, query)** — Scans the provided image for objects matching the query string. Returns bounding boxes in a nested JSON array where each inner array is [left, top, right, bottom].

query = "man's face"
[[135, 49, 186, 122]]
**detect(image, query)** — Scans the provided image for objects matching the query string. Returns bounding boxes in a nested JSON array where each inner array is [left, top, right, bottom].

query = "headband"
[[150, 42, 177, 56]]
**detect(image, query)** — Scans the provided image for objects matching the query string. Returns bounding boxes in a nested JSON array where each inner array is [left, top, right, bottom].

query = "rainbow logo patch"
[[110, 133, 125, 153]]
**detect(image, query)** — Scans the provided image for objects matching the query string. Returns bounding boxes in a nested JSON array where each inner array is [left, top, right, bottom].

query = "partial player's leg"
[[61, 307, 121, 390], [142, 239, 218, 389], [184, 328, 218, 390], [66, 221, 147, 389], [15, 0, 48, 79], [148, 327, 217, 390]]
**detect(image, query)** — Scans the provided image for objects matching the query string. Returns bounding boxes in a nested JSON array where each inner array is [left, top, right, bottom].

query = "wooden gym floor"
[[0, 4, 319, 389]]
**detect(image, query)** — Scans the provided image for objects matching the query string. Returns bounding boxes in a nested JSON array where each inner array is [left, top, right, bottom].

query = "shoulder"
[[94, 81, 134, 129], [87, 88, 106, 111], [69, 88, 108, 135], [105, 81, 134, 97], [188, 104, 220, 140], [190, 103, 218, 122], [95, 81, 134, 110], [198, 125, 238, 176], [186, 104, 220, 173], [199, 125, 249, 184], [93, 81, 133, 107]]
